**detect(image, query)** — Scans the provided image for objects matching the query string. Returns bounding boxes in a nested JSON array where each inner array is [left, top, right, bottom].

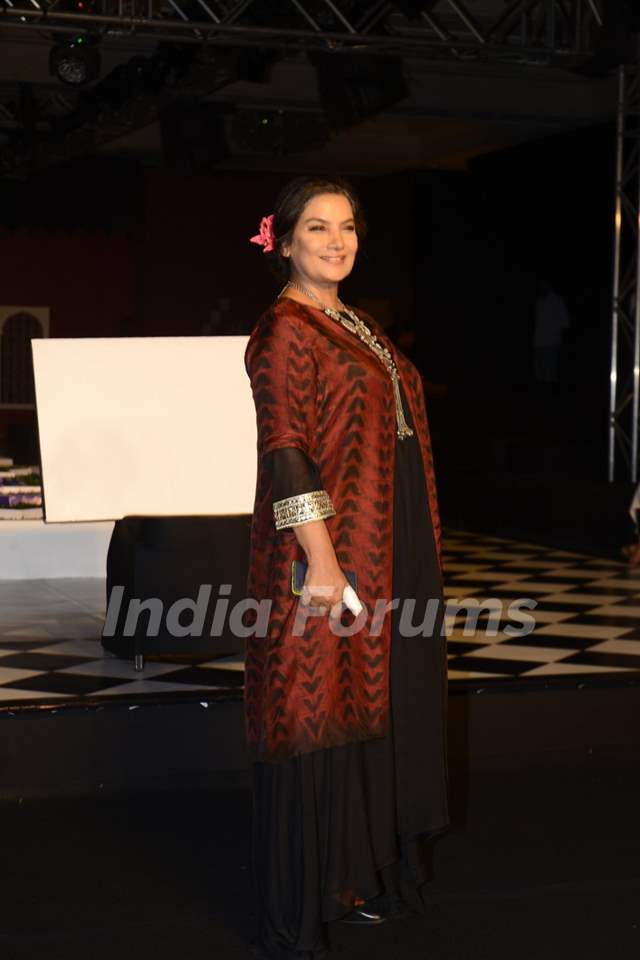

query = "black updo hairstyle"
[[264, 175, 367, 283]]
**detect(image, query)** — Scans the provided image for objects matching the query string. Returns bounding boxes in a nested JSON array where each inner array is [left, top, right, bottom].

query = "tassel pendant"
[[391, 371, 414, 439]]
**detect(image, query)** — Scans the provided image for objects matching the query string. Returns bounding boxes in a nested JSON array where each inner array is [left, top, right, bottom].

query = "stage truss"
[[609, 64, 640, 482], [0, 1, 611, 179], [0, 0, 606, 59]]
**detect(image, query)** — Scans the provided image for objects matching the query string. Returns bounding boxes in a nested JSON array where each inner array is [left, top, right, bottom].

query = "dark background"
[[0, 121, 627, 552]]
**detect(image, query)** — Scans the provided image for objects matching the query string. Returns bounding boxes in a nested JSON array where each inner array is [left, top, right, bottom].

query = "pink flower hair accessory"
[[249, 213, 276, 253]]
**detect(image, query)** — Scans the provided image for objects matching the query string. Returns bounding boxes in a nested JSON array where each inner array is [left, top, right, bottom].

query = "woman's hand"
[[292, 517, 348, 617], [302, 558, 349, 617]]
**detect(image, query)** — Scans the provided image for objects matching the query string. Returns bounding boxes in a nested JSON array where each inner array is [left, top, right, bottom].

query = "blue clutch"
[[291, 559, 357, 597]]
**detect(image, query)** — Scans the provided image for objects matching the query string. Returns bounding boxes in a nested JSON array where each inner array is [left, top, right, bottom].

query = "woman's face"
[[281, 192, 358, 290]]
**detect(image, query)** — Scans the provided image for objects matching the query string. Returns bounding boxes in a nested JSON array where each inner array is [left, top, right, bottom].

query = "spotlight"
[[49, 36, 101, 86]]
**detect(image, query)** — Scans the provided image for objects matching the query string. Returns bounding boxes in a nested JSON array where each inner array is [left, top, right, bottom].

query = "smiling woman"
[[256, 176, 367, 293], [278, 196, 358, 294], [243, 175, 448, 960]]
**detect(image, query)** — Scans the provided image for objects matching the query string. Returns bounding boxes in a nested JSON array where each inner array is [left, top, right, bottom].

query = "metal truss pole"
[[608, 64, 640, 482]]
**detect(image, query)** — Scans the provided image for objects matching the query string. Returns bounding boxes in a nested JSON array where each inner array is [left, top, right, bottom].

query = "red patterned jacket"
[[244, 297, 441, 764]]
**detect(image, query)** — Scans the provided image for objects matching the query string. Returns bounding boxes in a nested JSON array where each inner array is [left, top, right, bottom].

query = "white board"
[[31, 336, 257, 523]]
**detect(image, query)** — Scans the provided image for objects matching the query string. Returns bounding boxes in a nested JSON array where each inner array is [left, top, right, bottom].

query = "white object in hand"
[[343, 584, 363, 617]]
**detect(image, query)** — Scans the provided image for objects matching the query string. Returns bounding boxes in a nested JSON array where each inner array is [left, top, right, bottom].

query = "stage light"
[[49, 36, 101, 86]]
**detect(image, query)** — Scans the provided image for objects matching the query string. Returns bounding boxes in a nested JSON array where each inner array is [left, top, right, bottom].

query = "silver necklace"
[[278, 279, 414, 439]]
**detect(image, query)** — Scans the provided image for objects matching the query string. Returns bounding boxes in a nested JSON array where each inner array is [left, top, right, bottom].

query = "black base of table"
[[102, 515, 252, 661]]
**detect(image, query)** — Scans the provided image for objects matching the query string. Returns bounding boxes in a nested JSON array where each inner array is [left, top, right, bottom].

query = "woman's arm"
[[265, 446, 348, 611], [246, 311, 348, 613], [292, 517, 348, 612]]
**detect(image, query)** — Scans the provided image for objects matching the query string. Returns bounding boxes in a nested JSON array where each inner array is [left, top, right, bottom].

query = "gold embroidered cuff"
[[273, 490, 336, 531]]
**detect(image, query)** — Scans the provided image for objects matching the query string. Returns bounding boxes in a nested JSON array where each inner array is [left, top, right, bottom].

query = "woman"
[[244, 176, 449, 959]]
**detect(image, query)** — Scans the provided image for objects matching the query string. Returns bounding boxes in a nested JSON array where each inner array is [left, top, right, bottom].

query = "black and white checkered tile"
[[443, 530, 640, 680], [1, 530, 639, 709]]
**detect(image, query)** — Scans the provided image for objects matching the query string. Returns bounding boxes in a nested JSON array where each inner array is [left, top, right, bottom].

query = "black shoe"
[[339, 902, 387, 925]]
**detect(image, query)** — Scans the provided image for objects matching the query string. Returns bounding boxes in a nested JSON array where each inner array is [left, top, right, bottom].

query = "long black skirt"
[[249, 399, 449, 959]]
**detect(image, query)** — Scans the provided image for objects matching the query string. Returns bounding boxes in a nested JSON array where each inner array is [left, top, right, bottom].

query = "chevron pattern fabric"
[[243, 299, 442, 763]]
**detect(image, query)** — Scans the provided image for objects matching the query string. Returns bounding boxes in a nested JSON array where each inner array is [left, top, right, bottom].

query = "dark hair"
[[264, 175, 367, 283]]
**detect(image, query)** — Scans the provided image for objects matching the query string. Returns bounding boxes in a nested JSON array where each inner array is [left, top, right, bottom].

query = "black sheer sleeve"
[[264, 447, 323, 501], [264, 446, 336, 530]]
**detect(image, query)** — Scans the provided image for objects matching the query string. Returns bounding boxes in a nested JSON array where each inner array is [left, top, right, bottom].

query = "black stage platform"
[[1, 529, 639, 958], [1, 699, 637, 959]]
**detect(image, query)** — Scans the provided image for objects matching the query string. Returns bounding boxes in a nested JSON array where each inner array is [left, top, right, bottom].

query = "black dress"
[[249, 379, 449, 960]]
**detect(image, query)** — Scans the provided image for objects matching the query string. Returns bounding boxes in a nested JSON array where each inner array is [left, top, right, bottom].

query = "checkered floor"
[[1, 529, 639, 710], [443, 530, 640, 680]]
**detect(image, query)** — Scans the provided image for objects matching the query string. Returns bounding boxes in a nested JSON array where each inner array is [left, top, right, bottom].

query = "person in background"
[[533, 280, 570, 385]]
